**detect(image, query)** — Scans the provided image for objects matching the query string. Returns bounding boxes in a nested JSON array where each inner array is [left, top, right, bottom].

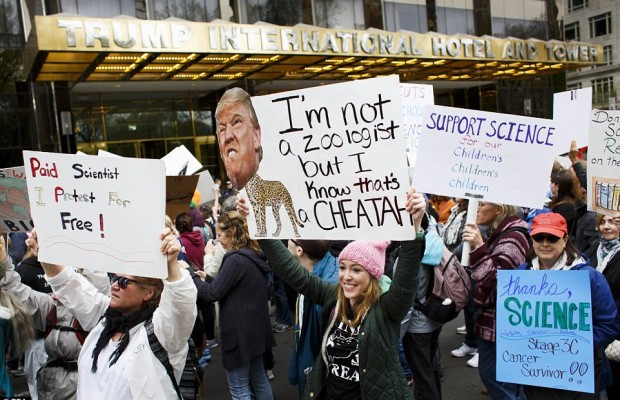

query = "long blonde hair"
[[0, 290, 33, 354], [217, 211, 260, 252], [336, 278, 381, 328]]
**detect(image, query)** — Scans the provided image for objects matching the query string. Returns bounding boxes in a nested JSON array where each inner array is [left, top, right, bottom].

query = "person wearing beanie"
[[242, 188, 427, 400], [517, 213, 619, 400]]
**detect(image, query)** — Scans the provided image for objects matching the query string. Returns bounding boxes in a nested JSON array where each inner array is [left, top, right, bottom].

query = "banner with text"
[[411, 105, 561, 208], [249, 75, 410, 240], [400, 83, 434, 179], [23, 151, 167, 278], [553, 87, 592, 150], [497, 270, 594, 393], [0, 167, 32, 233], [588, 109, 620, 215]]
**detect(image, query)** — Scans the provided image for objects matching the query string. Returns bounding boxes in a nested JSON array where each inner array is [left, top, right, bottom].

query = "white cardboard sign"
[[248, 75, 411, 240], [588, 109, 620, 215], [553, 87, 593, 150], [412, 105, 561, 208], [23, 151, 167, 278], [162, 145, 203, 176], [196, 170, 216, 203], [400, 83, 434, 175]]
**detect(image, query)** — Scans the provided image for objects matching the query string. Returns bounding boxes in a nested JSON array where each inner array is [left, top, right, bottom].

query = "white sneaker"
[[456, 325, 467, 335], [451, 343, 477, 358], [466, 352, 479, 368]]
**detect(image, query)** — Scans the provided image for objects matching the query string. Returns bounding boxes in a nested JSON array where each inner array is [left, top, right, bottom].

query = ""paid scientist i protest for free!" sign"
[[23, 150, 167, 279]]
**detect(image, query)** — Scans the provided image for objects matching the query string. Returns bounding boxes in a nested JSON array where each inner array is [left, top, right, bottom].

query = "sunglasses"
[[110, 275, 138, 289], [531, 233, 562, 244]]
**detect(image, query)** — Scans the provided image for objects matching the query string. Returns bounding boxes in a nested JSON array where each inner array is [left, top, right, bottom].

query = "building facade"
[[0, 0, 598, 174], [563, 0, 619, 110]]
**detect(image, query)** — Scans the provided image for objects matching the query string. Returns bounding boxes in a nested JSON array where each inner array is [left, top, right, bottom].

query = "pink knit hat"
[[338, 241, 390, 280]]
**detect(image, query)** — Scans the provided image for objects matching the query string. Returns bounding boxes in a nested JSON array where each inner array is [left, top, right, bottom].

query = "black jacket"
[[194, 247, 275, 369]]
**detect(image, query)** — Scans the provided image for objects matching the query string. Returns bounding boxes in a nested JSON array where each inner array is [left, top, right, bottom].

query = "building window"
[[567, 83, 583, 90], [568, 0, 588, 13], [150, 0, 220, 21], [592, 77, 614, 105], [59, 0, 136, 18], [597, 45, 613, 67], [0, 0, 22, 47], [313, 0, 365, 30], [589, 12, 611, 38], [240, 0, 303, 25], [564, 22, 580, 41]]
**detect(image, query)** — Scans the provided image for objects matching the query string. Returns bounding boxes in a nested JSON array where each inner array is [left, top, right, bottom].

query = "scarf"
[[91, 306, 155, 372], [597, 238, 620, 274], [531, 252, 586, 271]]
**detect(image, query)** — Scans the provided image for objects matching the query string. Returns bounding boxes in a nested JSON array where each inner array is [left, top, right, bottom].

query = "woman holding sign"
[[237, 188, 426, 400], [519, 213, 619, 400], [595, 213, 620, 399], [25, 227, 197, 400], [462, 202, 530, 399]]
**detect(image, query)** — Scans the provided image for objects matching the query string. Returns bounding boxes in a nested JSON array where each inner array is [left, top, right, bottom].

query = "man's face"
[[217, 102, 261, 189]]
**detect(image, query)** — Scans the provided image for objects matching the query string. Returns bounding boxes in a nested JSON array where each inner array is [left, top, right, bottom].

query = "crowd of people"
[[0, 86, 619, 400]]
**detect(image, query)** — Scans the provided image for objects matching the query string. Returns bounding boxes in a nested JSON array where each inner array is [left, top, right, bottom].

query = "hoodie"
[[194, 247, 275, 369], [179, 230, 205, 271]]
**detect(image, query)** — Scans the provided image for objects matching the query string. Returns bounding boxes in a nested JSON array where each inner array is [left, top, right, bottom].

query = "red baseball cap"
[[531, 213, 568, 238]]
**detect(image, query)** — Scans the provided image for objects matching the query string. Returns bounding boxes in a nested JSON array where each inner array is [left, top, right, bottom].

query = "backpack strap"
[[45, 304, 88, 345], [145, 318, 183, 400]]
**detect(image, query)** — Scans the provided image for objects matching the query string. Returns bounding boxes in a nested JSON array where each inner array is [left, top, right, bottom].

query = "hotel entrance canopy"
[[32, 15, 603, 84]]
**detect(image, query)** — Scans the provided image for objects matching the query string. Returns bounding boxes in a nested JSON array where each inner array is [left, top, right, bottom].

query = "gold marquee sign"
[[33, 15, 603, 83]]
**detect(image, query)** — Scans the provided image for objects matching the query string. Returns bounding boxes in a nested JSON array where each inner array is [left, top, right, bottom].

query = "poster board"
[[248, 75, 411, 240], [496, 270, 594, 393], [0, 167, 32, 232], [553, 87, 593, 150], [400, 83, 434, 178], [23, 151, 167, 278], [195, 170, 216, 203], [588, 109, 620, 215], [411, 105, 562, 208], [166, 175, 199, 219], [162, 145, 203, 176]]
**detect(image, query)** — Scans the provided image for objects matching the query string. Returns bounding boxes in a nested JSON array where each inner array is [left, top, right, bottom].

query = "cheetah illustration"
[[245, 174, 304, 238]]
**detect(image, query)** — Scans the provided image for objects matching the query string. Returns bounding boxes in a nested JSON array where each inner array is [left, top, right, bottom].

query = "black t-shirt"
[[324, 319, 362, 400], [16, 256, 52, 294]]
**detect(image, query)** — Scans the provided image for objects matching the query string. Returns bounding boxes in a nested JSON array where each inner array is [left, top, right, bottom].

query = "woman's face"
[[599, 216, 620, 241], [109, 274, 154, 315], [532, 233, 568, 269], [550, 180, 559, 197], [339, 259, 371, 307], [216, 227, 232, 250], [476, 202, 501, 227]]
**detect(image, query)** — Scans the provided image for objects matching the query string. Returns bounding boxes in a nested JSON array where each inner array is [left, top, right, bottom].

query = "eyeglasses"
[[531, 233, 562, 244], [110, 275, 138, 289]]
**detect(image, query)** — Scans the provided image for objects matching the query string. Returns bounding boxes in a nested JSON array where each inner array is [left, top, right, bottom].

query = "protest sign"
[[496, 270, 594, 393], [588, 109, 620, 215], [162, 145, 203, 176], [553, 87, 592, 150], [98, 149, 121, 157], [23, 151, 167, 278], [195, 170, 216, 203], [166, 175, 199, 219], [400, 83, 434, 176], [411, 105, 561, 208], [248, 75, 410, 240], [0, 167, 32, 233]]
